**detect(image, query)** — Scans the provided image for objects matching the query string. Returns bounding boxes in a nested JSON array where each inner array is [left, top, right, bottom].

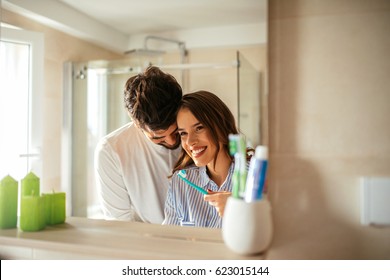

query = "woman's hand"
[[204, 191, 231, 217]]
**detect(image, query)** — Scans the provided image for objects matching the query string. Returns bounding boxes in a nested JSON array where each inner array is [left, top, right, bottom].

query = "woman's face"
[[177, 108, 218, 167]]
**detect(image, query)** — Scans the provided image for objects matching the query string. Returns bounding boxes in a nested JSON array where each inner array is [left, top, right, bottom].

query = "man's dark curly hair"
[[124, 66, 182, 131]]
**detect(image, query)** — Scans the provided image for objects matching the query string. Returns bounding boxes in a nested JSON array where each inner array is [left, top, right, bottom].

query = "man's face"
[[142, 123, 181, 150]]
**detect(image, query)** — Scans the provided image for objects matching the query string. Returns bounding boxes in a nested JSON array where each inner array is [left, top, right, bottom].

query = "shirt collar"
[[198, 163, 235, 190]]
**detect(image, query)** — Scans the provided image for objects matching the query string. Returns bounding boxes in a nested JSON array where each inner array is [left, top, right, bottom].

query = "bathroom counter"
[[0, 217, 264, 259]]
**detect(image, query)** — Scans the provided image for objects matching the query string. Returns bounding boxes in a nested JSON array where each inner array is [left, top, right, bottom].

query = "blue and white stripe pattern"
[[163, 163, 234, 228]]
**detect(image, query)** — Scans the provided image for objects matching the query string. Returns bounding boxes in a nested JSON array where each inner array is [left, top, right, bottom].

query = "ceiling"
[[59, 0, 266, 35], [2, 0, 267, 53]]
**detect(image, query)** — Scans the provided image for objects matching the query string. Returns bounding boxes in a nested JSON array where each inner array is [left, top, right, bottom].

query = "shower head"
[[124, 36, 186, 62], [124, 48, 166, 56]]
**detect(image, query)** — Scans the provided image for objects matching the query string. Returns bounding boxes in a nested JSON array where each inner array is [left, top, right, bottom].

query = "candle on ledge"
[[20, 190, 46, 232], [0, 175, 18, 229], [42, 191, 66, 225], [21, 172, 40, 196]]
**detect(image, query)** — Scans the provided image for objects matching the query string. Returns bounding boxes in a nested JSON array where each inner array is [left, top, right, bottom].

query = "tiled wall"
[[268, 0, 390, 259]]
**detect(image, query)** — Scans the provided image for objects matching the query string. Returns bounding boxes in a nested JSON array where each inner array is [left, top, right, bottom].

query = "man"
[[94, 66, 182, 223]]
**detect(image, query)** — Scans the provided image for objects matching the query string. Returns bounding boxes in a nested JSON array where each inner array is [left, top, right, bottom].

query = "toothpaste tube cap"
[[255, 146, 268, 160]]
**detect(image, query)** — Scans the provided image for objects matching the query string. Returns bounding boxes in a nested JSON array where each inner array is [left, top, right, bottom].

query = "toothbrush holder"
[[222, 197, 273, 255]]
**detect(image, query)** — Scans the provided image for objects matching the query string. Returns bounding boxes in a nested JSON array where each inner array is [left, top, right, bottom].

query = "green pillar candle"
[[43, 191, 66, 225], [0, 175, 18, 229], [20, 192, 46, 232], [21, 172, 40, 196]]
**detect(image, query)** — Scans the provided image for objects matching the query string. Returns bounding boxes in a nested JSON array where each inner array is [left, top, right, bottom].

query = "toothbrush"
[[177, 170, 208, 195]]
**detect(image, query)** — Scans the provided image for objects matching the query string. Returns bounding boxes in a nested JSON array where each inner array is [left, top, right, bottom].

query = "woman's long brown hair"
[[171, 90, 239, 176]]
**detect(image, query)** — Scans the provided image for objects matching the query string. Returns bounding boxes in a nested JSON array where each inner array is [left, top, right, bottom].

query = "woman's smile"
[[191, 146, 207, 158]]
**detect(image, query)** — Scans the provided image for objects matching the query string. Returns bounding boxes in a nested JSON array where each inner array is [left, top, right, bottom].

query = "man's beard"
[[158, 134, 181, 150]]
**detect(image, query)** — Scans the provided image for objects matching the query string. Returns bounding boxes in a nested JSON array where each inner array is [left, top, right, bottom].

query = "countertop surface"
[[0, 217, 266, 260]]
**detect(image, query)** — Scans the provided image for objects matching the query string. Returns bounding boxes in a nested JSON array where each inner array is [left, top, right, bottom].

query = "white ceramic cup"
[[222, 197, 273, 255]]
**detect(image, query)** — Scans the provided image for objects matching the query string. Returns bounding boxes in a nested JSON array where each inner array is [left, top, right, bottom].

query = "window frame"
[[1, 26, 44, 175]]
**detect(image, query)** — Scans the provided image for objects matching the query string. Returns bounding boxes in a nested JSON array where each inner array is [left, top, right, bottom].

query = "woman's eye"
[[195, 126, 204, 132], [179, 131, 187, 137]]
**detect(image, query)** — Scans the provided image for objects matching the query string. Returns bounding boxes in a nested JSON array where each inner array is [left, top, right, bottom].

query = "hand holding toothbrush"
[[204, 190, 232, 217], [177, 170, 231, 217]]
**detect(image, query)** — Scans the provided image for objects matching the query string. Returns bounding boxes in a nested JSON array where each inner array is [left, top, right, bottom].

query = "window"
[[0, 26, 43, 181]]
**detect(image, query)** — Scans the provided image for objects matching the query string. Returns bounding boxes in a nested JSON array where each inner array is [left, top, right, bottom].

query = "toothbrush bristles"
[[178, 170, 186, 178]]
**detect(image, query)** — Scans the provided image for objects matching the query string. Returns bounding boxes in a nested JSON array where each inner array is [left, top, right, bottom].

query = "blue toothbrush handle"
[[179, 176, 208, 194]]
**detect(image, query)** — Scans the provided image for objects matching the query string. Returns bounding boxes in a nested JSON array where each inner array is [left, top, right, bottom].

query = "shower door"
[[63, 61, 133, 218], [238, 52, 262, 147]]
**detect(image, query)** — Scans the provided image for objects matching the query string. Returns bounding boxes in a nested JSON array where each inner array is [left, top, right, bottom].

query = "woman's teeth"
[[192, 147, 206, 156]]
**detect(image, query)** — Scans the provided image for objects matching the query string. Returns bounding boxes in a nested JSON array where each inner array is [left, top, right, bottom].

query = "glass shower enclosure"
[[62, 51, 261, 218]]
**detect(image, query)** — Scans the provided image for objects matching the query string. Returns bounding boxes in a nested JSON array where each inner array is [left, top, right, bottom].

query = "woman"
[[163, 90, 242, 228]]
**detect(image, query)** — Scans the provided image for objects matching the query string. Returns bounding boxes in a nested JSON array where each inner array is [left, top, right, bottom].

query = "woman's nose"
[[186, 132, 197, 146]]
